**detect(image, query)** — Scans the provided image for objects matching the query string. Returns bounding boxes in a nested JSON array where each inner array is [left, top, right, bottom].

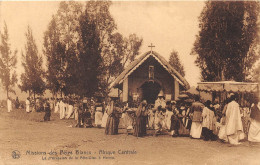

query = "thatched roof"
[[111, 51, 190, 90]]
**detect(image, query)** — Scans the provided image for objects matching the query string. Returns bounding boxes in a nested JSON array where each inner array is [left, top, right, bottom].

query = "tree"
[[84, 1, 143, 96], [76, 9, 103, 97], [168, 50, 185, 77], [55, 1, 83, 95], [42, 1, 143, 97], [191, 1, 260, 82], [20, 26, 45, 100], [0, 22, 17, 98], [250, 61, 260, 83], [43, 15, 66, 97], [104, 32, 143, 85]]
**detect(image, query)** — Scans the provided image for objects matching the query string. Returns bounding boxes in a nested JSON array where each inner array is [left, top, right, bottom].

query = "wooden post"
[[123, 78, 128, 102], [174, 80, 179, 100]]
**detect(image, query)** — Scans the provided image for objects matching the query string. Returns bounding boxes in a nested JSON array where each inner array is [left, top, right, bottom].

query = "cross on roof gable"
[[110, 51, 190, 90]]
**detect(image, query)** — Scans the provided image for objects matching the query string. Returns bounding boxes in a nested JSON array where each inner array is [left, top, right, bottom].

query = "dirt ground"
[[0, 107, 259, 165]]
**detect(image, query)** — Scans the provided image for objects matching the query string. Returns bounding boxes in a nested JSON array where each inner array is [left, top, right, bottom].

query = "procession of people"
[[2, 90, 260, 146]]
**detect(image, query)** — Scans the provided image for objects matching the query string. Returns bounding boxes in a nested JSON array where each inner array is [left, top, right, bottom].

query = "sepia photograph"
[[0, 0, 260, 164]]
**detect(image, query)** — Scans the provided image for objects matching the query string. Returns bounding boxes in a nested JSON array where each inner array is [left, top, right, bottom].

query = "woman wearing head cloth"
[[105, 99, 120, 135], [133, 100, 148, 137]]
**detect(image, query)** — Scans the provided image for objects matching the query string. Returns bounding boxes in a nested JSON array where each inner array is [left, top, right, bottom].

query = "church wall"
[[128, 56, 176, 101]]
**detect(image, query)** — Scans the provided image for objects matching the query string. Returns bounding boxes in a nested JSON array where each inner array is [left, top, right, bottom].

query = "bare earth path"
[[0, 108, 259, 165]]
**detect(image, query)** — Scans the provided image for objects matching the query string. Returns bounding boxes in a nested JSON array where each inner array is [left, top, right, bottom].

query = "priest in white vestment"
[[248, 98, 260, 143], [225, 94, 244, 145]]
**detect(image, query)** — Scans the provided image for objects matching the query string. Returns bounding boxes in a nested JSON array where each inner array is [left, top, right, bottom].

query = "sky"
[[0, 1, 205, 99]]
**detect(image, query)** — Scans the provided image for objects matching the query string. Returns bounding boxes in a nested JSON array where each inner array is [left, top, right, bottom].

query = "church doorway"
[[141, 81, 161, 104]]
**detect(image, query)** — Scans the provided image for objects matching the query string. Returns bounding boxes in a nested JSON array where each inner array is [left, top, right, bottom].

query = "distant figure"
[[43, 99, 51, 121], [59, 99, 65, 119], [225, 93, 244, 145], [154, 91, 166, 136], [165, 101, 173, 130], [15, 97, 20, 109], [134, 100, 148, 137], [105, 100, 120, 135], [154, 90, 166, 110], [101, 103, 109, 128], [82, 97, 92, 127], [54, 98, 60, 113], [147, 105, 155, 129], [95, 97, 104, 128], [7, 97, 12, 112], [190, 95, 204, 139], [248, 97, 260, 143], [26, 97, 31, 113], [202, 100, 217, 141], [66, 98, 74, 119], [170, 101, 181, 137]]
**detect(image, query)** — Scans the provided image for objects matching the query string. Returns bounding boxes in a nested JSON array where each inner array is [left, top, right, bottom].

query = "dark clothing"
[[15, 98, 20, 109], [133, 104, 148, 137], [105, 103, 120, 135], [44, 103, 51, 121], [250, 104, 260, 122], [190, 102, 204, 122], [202, 127, 217, 141], [170, 115, 180, 135], [171, 112, 190, 136], [105, 113, 119, 135]]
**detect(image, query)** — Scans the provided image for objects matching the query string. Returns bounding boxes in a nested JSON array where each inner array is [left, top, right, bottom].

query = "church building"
[[110, 50, 190, 104]]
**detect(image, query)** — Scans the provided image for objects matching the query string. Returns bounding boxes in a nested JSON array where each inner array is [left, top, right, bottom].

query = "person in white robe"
[[95, 100, 104, 127], [154, 90, 166, 135], [225, 94, 244, 145], [248, 98, 260, 143], [121, 103, 135, 132], [26, 97, 31, 113], [154, 90, 166, 110], [59, 99, 65, 119], [7, 98, 12, 112], [74, 101, 79, 122], [66, 101, 74, 119]]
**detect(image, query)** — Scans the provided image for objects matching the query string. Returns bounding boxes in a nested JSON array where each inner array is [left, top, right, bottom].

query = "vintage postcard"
[[0, 1, 259, 165]]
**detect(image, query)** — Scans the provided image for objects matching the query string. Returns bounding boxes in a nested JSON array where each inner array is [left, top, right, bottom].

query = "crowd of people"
[[103, 92, 260, 146], [3, 91, 260, 146]]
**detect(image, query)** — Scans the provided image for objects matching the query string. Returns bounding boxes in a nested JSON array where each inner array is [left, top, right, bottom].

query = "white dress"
[[248, 119, 260, 142], [26, 99, 30, 112], [66, 104, 74, 119], [225, 101, 244, 144], [59, 101, 65, 119], [165, 110, 173, 130], [101, 112, 108, 128], [7, 99, 12, 112], [95, 107, 103, 126]]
